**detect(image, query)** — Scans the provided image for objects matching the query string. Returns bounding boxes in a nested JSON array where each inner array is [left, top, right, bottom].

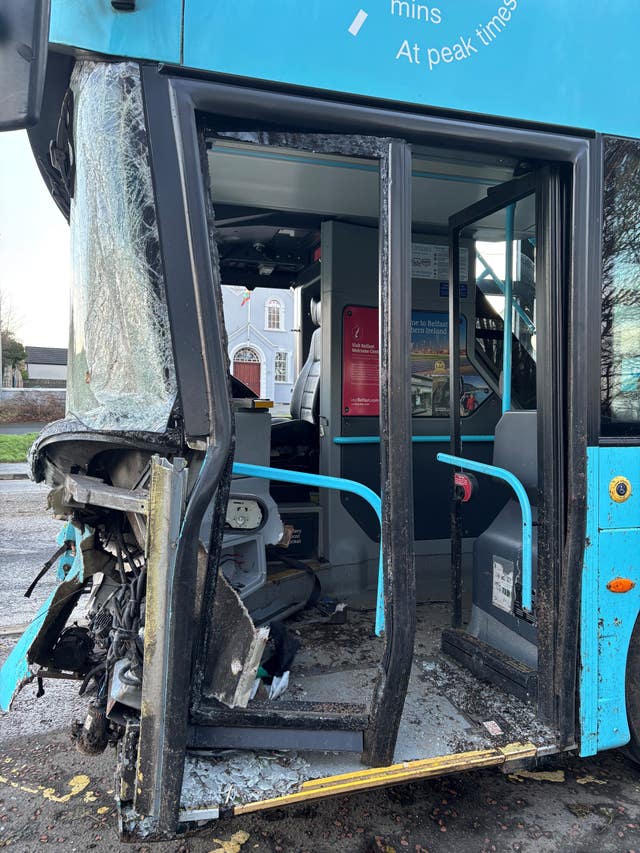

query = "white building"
[[221, 286, 295, 404], [24, 346, 68, 387]]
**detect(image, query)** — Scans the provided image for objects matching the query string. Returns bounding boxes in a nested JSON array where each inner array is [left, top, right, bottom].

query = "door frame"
[[139, 64, 601, 829], [447, 169, 567, 725], [141, 69, 415, 829]]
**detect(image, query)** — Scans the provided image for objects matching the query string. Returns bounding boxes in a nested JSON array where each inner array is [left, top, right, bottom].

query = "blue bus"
[[1, 0, 640, 839]]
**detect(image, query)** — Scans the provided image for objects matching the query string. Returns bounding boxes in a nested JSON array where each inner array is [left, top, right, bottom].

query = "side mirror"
[[0, 0, 50, 130]]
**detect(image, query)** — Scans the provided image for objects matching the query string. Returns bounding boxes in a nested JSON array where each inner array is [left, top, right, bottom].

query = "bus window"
[[601, 136, 640, 436], [472, 197, 537, 411], [66, 63, 177, 433]]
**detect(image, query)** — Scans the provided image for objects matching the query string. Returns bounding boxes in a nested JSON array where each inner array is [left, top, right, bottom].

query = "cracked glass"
[[66, 61, 176, 433]]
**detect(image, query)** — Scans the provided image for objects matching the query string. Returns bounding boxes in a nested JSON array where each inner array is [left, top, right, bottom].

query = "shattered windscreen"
[[66, 61, 176, 433]]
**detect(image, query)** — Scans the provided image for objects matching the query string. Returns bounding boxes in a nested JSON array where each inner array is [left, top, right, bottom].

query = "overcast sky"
[[0, 130, 70, 348]]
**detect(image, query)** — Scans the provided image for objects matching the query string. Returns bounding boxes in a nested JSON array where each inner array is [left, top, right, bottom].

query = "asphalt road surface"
[[0, 479, 63, 630], [0, 423, 47, 435], [1, 478, 640, 852]]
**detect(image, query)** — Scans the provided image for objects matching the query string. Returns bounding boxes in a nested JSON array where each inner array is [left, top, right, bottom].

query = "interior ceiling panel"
[[470, 194, 536, 242], [207, 141, 521, 233]]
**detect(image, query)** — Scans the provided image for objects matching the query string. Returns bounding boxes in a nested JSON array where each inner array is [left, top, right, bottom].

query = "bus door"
[[441, 168, 568, 732]]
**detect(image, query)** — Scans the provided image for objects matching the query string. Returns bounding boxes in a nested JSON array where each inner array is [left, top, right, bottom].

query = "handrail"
[[436, 452, 533, 611], [334, 435, 494, 446], [476, 251, 535, 333], [231, 462, 385, 636]]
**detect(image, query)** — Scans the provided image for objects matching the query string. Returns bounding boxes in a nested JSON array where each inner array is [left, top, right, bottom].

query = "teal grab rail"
[[231, 462, 385, 636], [334, 435, 494, 446], [436, 452, 533, 611]]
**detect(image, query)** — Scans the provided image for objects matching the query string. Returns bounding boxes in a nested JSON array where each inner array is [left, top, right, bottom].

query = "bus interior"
[[169, 130, 560, 814]]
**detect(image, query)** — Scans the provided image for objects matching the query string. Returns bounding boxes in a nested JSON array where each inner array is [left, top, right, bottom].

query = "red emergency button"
[[454, 472, 477, 503]]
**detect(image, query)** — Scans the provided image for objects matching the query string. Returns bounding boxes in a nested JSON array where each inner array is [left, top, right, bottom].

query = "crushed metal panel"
[[201, 574, 269, 708], [64, 473, 149, 514]]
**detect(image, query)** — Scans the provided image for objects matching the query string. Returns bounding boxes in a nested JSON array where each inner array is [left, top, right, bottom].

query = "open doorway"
[[185, 124, 567, 809]]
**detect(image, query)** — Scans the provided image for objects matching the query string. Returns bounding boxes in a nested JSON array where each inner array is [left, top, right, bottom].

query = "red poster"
[[342, 306, 379, 416]]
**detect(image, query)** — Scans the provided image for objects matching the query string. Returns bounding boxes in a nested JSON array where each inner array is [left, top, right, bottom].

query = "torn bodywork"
[[0, 58, 296, 838]]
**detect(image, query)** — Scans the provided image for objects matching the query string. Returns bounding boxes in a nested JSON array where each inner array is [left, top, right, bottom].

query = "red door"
[[233, 349, 261, 396]]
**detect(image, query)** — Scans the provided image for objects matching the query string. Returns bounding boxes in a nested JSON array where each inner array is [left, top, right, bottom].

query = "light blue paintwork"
[[598, 447, 640, 530], [436, 451, 532, 610], [579, 446, 640, 756], [334, 435, 494, 445], [0, 522, 93, 712], [232, 461, 385, 636], [0, 588, 58, 712], [49, 0, 182, 64], [181, 0, 640, 138], [56, 521, 76, 580], [579, 446, 600, 754], [49, 1, 640, 138]]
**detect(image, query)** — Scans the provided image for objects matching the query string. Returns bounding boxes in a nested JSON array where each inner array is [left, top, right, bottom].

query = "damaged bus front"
[[3, 0, 640, 842], [0, 52, 416, 835]]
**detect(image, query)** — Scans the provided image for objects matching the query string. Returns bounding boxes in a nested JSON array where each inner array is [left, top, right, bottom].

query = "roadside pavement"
[[0, 478, 61, 630], [0, 422, 47, 435], [0, 462, 29, 480]]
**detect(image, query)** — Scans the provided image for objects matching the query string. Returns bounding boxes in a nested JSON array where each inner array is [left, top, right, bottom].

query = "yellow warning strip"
[[233, 741, 537, 815]]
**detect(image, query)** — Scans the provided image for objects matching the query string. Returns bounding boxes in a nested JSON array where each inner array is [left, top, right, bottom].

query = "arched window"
[[265, 297, 284, 331], [234, 347, 260, 363]]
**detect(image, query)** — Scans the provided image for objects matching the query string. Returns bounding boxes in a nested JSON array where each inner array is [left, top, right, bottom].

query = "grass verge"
[[0, 433, 38, 463]]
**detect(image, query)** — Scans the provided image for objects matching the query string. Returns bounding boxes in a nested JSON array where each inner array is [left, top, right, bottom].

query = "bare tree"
[[0, 287, 27, 384], [0, 286, 25, 339]]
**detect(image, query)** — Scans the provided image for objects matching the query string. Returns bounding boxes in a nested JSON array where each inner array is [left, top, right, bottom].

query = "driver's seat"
[[270, 298, 321, 473]]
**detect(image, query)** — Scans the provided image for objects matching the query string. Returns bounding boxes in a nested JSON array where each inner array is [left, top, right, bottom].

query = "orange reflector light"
[[607, 578, 636, 593]]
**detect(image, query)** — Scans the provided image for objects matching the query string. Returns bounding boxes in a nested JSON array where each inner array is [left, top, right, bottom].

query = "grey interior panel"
[[209, 141, 521, 234]]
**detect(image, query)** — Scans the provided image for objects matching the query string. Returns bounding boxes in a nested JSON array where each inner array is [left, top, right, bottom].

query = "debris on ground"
[[509, 769, 566, 783]]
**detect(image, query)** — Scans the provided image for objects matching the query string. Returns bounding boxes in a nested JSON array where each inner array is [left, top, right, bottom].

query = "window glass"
[[66, 62, 176, 433], [266, 298, 283, 330], [472, 197, 537, 411], [274, 352, 288, 383], [234, 347, 260, 363], [601, 136, 640, 436]]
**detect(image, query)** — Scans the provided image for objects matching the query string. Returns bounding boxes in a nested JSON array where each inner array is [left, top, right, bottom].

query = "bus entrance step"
[[441, 628, 538, 704], [192, 700, 368, 732]]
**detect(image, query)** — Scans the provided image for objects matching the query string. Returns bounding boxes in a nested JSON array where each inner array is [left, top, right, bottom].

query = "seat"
[[270, 299, 321, 473]]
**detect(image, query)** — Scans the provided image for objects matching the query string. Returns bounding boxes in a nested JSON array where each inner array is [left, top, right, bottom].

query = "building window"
[[265, 298, 284, 330], [274, 352, 288, 383], [234, 347, 260, 363]]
